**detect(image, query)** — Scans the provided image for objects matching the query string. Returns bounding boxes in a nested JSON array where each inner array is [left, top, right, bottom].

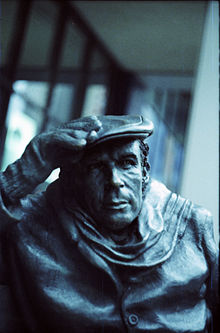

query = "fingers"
[[48, 131, 87, 151], [54, 120, 101, 147], [89, 116, 102, 131], [37, 116, 103, 168], [86, 129, 98, 144], [57, 115, 103, 148], [61, 116, 102, 133]]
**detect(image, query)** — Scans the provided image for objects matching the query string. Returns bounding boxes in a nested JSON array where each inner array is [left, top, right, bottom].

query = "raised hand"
[[1, 116, 102, 201], [32, 116, 102, 170]]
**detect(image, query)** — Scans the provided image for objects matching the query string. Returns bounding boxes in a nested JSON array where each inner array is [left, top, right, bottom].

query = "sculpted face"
[[78, 139, 143, 231]]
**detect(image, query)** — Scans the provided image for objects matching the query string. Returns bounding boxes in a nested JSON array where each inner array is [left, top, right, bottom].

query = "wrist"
[[1, 139, 53, 202]]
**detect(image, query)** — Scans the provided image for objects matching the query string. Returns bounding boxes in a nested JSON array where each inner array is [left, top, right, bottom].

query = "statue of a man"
[[0, 115, 218, 332]]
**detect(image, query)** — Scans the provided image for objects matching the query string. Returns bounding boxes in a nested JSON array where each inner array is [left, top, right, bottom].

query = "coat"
[[0, 175, 218, 333]]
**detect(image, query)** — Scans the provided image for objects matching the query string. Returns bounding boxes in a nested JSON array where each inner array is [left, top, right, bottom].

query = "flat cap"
[[88, 115, 154, 147]]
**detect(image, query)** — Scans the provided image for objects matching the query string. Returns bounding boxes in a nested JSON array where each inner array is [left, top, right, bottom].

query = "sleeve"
[[0, 137, 52, 206], [201, 211, 219, 331], [191, 205, 219, 331], [0, 172, 25, 332], [0, 145, 51, 332]]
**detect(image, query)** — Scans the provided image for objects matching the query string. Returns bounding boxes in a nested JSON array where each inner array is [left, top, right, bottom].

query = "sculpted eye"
[[119, 159, 136, 169]]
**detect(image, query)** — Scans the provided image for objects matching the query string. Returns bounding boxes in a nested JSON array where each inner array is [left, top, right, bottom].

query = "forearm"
[[0, 117, 101, 204], [0, 139, 52, 204]]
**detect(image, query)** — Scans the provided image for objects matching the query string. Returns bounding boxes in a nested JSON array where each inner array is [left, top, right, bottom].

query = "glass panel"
[[171, 140, 184, 191], [174, 91, 191, 143], [86, 48, 109, 88], [90, 48, 108, 72], [47, 83, 75, 128], [82, 84, 107, 117], [164, 89, 178, 131], [163, 134, 184, 192], [126, 88, 146, 116], [163, 134, 175, 188], [1, 93, 39, 170], [13, 80, 49, 109], [150, 120, 168, 183], [1, 80, 50, 170], [154, 88, 165, 117], [19, 0, 58, 67], [60, 22, 85, 69]]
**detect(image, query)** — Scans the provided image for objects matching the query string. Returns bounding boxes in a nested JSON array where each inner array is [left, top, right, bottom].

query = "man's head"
[[61, 138, 150, 231], [60, 115, 153, 231]]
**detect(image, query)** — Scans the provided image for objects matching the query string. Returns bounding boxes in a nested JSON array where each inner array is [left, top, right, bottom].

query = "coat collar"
[[46, 178, 191, 269]]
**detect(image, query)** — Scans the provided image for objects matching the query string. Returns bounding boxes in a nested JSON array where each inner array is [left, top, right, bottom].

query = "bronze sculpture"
[[0, 115, 218, 332]]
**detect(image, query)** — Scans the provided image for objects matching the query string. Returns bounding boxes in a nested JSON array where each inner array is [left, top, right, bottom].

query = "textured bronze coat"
[[0, 178, 218, 333]]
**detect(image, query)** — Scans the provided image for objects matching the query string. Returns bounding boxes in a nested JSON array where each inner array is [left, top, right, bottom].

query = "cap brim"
[[87, 115, 154, 148]]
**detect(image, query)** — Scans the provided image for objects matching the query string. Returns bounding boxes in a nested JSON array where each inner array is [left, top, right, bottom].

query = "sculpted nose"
[[110, 167, 124, 188]]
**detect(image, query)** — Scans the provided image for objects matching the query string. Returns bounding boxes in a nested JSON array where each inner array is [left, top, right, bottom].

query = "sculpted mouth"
[[104, 200, 128, 210]]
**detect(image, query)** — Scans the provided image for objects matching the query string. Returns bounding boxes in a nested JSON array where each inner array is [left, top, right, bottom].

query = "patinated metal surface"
[[0, 115, 218, 332]]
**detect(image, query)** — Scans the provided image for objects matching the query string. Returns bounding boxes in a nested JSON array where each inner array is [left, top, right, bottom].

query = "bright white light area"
[[1, 94, 38, 171], [82, 85, 107, 117], [46, 168, 60, 184]]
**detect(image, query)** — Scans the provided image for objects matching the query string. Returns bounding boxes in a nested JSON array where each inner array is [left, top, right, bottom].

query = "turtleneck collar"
[[46, 178, 190, 269]]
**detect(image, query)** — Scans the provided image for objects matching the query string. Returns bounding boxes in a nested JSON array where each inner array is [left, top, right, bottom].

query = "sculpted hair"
[[139, 139, 150, 194]]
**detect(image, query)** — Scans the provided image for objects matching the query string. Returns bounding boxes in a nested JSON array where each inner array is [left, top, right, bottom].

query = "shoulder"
[[188, 203, 213, 237], [187, 202, 218, 261], [148, 178, 214, 229], [178, 194, 215, 249], [145, 178, 172, 209], [146, 179, 217, 250]]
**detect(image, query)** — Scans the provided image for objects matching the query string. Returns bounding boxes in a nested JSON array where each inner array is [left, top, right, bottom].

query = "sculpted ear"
[[142, 163, 150, 194]]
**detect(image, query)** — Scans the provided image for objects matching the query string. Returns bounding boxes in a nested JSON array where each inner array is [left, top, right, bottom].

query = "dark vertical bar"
[[71, 38, 94, 119], [53, 1, 118, 70], [106, 67, 134, 115], [0, 0, 32, 167], [40, 3, 68, 132]]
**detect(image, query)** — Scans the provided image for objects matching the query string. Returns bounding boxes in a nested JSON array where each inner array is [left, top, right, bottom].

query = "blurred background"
[[0, 0, 219, 242]]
